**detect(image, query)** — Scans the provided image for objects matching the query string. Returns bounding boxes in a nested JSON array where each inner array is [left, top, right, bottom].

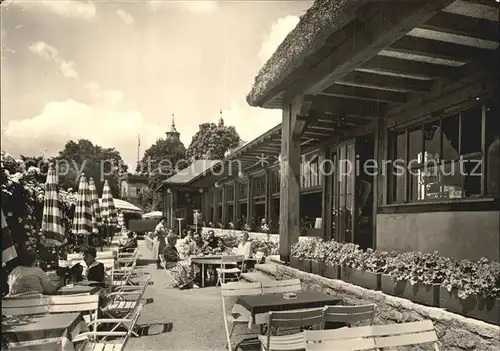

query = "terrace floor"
[[128, 241, 258, 351]]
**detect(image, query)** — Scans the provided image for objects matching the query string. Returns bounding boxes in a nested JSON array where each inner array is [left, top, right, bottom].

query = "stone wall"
[[269, 264, 500, 350]]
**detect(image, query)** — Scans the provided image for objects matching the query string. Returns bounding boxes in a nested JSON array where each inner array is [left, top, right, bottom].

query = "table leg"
[[201, 263, 205, 288]]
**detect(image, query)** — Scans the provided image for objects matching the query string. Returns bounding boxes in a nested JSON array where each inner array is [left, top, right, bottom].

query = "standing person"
[[7, 252, 61, 296], [154, 217, 168, 269]]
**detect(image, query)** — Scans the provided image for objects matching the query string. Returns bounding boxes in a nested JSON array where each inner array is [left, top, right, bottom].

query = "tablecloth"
[[3, 312, 88, 351]]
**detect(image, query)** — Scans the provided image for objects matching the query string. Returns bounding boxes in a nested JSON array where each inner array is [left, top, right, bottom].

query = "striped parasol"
[[88, 177, 103, 234], [101, 180, 118, 227], [41, 166, 65, 246], [2, 209, 18, 266], [72, 174, 93, 236]]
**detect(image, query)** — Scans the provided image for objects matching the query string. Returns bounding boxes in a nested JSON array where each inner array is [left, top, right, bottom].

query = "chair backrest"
[[221, 281, 262, 297], [46, 294, 99, 313], [265, 308, 325, 351], [323, 304, 377, 325], [221, 255, 245, 264], [304, 320, 439, 351], [261, 279, 302, 294], [2, 294, 48, 315], [62, 258, 115, 270]]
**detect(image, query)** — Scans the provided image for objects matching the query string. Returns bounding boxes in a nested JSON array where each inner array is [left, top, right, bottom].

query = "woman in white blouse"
[[234, 232, 253, 259]]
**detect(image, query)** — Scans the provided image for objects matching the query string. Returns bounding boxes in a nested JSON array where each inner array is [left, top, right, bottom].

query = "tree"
[[136, 137, 187, 208], [186, 123, 241, 160], [55, 139, 128, 197]]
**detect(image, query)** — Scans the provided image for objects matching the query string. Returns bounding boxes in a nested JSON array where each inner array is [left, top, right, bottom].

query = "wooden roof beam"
[[304, 95, 386, 119], [389, 35, 494, 64], [339, 71, 434, 92], [293, 0, 454, 96], [320, 83, 407, 103]]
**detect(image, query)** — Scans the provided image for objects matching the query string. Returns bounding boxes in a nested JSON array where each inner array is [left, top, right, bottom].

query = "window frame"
[[387, 100, 490, 204]]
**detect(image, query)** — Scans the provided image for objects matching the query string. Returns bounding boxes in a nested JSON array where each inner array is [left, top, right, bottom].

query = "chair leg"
[[224, 323, 236, 348]]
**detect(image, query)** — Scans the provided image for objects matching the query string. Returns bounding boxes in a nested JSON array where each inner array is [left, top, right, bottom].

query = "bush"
[[386, 251, 451, 285], [291, 238, 319, 260], [358, 248, 396, 274]]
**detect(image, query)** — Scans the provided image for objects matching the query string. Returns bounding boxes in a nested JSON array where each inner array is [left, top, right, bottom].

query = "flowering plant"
[[387, 251, 451, 285], [323, 240, 343, 265], [337, 243, 363, 268], [357, 249, 396, 273], [291, 238, 318, 259], [442, 258, 500, 299]]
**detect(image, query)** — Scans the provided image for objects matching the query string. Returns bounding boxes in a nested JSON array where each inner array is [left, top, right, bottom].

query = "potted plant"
[[441, 258, 500, 325], [323, 240, 342, 279], [290, 239, 316, 273], [340, 244, 381, 291], [382, 251, 447, 307], [310, 239, 326, 276]]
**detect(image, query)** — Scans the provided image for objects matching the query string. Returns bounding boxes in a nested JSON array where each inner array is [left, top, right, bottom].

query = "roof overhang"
[[247, 0, 499, 114]]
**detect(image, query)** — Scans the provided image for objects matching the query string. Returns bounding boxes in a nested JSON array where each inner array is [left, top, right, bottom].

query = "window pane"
[[391, 133, 406, 202], [424, 120, 441, 161], [440, 162, 463, 199], [460, 105, 482, 155], [408, 128, 423, 164], [485, 100, 499, 195], [441, 114, 460, 159], [463, 160, 482, 197]]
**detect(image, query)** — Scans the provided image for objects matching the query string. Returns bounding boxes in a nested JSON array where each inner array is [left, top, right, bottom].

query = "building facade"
[[185, 0, 500, 263], [119, 173, 149, 208]]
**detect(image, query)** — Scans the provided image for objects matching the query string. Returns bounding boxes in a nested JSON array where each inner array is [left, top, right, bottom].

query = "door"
[[334, 140, 355, 243]]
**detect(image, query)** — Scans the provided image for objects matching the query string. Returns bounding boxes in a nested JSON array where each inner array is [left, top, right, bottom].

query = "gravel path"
[[126, 241, 259, 351]]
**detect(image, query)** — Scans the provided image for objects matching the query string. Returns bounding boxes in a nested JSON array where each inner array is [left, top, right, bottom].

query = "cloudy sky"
[[1, 0, 312, 168]]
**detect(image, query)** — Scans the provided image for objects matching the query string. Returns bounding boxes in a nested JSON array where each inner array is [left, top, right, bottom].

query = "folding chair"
[[2, 294, 48, 316], [47, 294, 99, 331], [304, 319, 440, 351], [216, 255, 245, 286], [259, 308, 326, 351], [221, 282, 263, 350], [323, 304, 377, 328], [261, 279, 302, 294]]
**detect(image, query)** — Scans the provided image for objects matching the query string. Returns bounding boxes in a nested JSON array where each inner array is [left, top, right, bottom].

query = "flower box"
[[341, 266, 381, 291], [323, 264, 340, 280], [439, 287, 500, 325], [310, 260, 324, 276], [381, 274, 440, 307], [290, 257, 311, 273]]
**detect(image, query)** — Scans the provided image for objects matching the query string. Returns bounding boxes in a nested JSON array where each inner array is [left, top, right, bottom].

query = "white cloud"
[[3, 100, 162, 168], [147, 1, 217, 14], [258, 15, 299, 63], [29, 41, 79, 79], [85, 82, 123, 106], [116, 9, 134, 25], [10, 0, 96, 20]]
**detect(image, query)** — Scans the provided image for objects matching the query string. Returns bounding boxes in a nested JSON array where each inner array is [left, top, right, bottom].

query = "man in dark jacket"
[[119, 232, 138, 253]]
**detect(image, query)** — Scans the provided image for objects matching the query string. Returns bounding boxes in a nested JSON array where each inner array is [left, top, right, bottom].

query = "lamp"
[[238, 171, 244, 178], [167, 188, 172, 194], [214, 182, 221, 188], [198, 188, 203, 193]]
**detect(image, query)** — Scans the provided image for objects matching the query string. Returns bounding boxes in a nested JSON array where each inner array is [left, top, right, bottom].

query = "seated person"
[[7, 251, 61, 296], [163, 234, 199, 289], [182, 230, 194, 245], [69, 247, 106, 288], [119, 231, 138, 253], [233, 232, 253, 259], [187, 233, 205, 256], [205, 230, 222, 250]]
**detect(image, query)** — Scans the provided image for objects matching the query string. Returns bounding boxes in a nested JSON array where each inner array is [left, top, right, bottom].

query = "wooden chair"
[[323, 304, 377, 327], [304, 320, 440, 351], [67, 251, 114, 261], [46, 294, 99, 330], [259, 308, 326, 351], [221, 282, 263, 350], [261, 279, 302, 294], [73, 304, 143, 349], [2, 294, 48, 315], [216, 255, 245, 286]]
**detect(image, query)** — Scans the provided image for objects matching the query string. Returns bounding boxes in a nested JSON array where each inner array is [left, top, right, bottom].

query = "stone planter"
[[439, 287, 500, 325], [310, 260, 324, 276], [381, 274, 440, 307], [341, 266, 381, 291], [323, 264, 340, 280], [290, 257, 311, 273]]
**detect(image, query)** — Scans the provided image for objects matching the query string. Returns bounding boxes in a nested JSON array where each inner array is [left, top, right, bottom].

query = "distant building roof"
[[161, 159, 221, 187]]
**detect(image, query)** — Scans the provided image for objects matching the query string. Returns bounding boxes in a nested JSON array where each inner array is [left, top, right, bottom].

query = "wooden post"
[[247, 177, 253, 223], [266, 169, 274, 222], [221, 186, 227, 227], [234, 182, 240, 221], [321, 147, 332, 240], [279, 96, 310, 262], [212, 190, 217, 223]]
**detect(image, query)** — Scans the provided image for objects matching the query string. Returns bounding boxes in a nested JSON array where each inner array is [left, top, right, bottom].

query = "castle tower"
[[218, 109, 224, 127], [166, 113, 180, 141]]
